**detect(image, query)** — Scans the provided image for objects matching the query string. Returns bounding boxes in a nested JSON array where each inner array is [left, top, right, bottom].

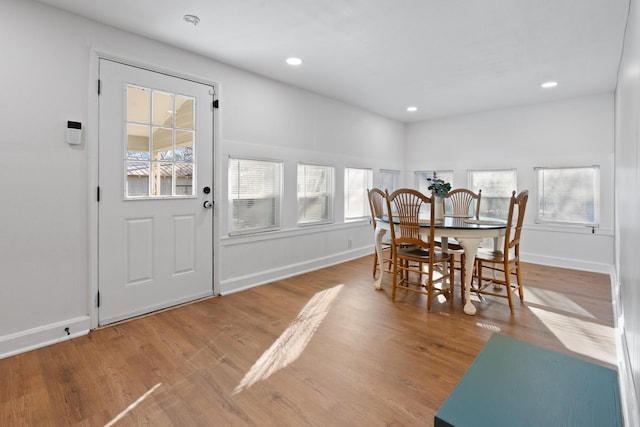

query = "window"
[[468, 169, 517, 219], [297, 163, 334, 225], [125, 85, 196, 198], [414, 170, 454, 194], [536, 166, 599, 225], [228, 157, 282, 234], [344, 167, 373, 220], [380, 169, 400, 193]]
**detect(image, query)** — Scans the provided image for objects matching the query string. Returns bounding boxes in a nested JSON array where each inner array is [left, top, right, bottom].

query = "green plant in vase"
[[427, 173, 451, 197], [427, 172, 450, 219]]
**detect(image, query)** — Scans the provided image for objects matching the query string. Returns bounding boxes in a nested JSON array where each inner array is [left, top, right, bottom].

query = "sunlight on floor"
[[469, 294, 482, 302], [476, 322, 502, 333], [529, 306, 616, 366], [526, 287, 596, 319], [435, 294, 448, 304], [233, 284, 344, 395], [105, 383, 162, 427]]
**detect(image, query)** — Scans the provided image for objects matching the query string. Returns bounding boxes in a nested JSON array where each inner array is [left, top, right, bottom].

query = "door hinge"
[[97, 291, 100, 308], [97, 186, 101, 202], [213, 99, 219, 109], [97, 79, 101, 95]]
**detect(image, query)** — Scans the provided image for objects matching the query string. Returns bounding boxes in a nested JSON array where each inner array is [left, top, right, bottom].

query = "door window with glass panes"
[[126, 86, 195, 198]]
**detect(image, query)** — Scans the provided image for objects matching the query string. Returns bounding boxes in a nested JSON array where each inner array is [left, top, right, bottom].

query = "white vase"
[[434, 196, 444, 220]]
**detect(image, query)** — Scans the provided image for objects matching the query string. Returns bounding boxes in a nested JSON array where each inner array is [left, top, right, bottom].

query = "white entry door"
[[98, 59, 214, 325]]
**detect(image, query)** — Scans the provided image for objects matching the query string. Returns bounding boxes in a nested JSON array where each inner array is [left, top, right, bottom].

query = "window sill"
[[221, 219, 369, 246], [526, 222, 613, 236]]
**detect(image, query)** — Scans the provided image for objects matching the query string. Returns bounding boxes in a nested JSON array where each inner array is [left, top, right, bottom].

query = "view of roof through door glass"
[[125, 85, 196, 198]]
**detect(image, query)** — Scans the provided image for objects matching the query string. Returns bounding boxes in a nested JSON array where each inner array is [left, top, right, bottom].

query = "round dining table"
[[374, 215, 507, 315]]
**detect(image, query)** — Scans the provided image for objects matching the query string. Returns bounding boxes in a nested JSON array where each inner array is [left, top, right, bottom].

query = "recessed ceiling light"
[[183, 14, 200, 26], [286, 57, 303, 66], [541, 81, 558, 88], [406, 106, 418, 112]]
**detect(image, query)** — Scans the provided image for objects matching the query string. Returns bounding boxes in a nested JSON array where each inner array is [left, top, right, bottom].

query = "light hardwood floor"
[[0, 256, 616, 426]]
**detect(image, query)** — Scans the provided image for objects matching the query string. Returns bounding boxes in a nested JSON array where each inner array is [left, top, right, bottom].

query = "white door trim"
[[87, 50, 221, 329]]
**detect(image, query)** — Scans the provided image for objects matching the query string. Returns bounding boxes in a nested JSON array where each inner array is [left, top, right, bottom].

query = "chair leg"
[[391, 258, 398, 301], [373, 250, 378, 279], [515, 259, 524, 303], [403, 259, 409, 282], [426, 269, 433, 311], [504, 261, 514, 314], [460, 254, 466, 304], [475, 259, 483, 296], [449, 259, 455, 306], [372, 250, 379, 278]]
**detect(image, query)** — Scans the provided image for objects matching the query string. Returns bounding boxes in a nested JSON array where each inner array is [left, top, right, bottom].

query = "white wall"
[[405, 94, 615, 272], [0, 0, 404, 357], [614, 0, 640, 423], [217, 79, 405, 292]]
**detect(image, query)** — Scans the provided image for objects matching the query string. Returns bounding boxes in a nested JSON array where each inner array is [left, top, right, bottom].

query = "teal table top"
[[435, 333, 621, 427]]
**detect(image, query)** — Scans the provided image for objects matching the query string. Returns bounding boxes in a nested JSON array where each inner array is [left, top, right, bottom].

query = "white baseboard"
[[220, 246, 371, 295], [610, 269, 640, 427], [617, 328, 639, 427], [0, 246, 371, 359], [521, 252, 613, 274], [0, 316, 90, 359]]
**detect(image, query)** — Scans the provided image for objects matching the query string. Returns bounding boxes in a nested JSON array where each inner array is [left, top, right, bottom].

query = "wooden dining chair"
[[385, 188, 454, 310], [367, 188, 393, 278], [470, 190, 529, 313], [437, 188, 482, 301], [444, 188, 481, 218]]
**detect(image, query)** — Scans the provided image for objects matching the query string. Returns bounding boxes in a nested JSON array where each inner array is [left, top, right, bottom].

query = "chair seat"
[[475, 248, 517, 264], [446, 242, 464, 252], [397, 246, 430, 258], [397, 246, 451, 263], [434, 237, 464, 252]]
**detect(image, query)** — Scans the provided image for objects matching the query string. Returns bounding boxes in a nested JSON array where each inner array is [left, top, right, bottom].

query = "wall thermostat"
[[67, 121, 82, 145]]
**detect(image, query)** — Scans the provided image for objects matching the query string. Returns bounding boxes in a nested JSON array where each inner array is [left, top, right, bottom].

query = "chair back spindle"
[[444, 188, 482, 218]]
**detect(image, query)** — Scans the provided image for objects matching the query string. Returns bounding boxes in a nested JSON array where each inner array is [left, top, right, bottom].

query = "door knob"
[[203, 201, 213, 209]]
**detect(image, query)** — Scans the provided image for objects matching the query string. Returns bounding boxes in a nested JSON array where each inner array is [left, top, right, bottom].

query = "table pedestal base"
[[456, 237, 481, 315]]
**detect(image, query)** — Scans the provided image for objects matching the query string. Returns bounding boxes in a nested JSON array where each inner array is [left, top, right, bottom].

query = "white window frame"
[[535, 166, 600, 226], [380, 169, 401, 193], [228, 157, 283, 235], [297, 163, 335, 226], [344, 167, 373, 220], [468, 169, 517, 219]]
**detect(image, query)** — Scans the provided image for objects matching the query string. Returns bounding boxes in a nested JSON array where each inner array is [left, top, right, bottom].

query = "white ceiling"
[[36, 0, 629, 122]]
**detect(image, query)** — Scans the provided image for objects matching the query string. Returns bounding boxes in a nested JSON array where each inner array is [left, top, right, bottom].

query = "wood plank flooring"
[[0, 257, 616, 426]]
